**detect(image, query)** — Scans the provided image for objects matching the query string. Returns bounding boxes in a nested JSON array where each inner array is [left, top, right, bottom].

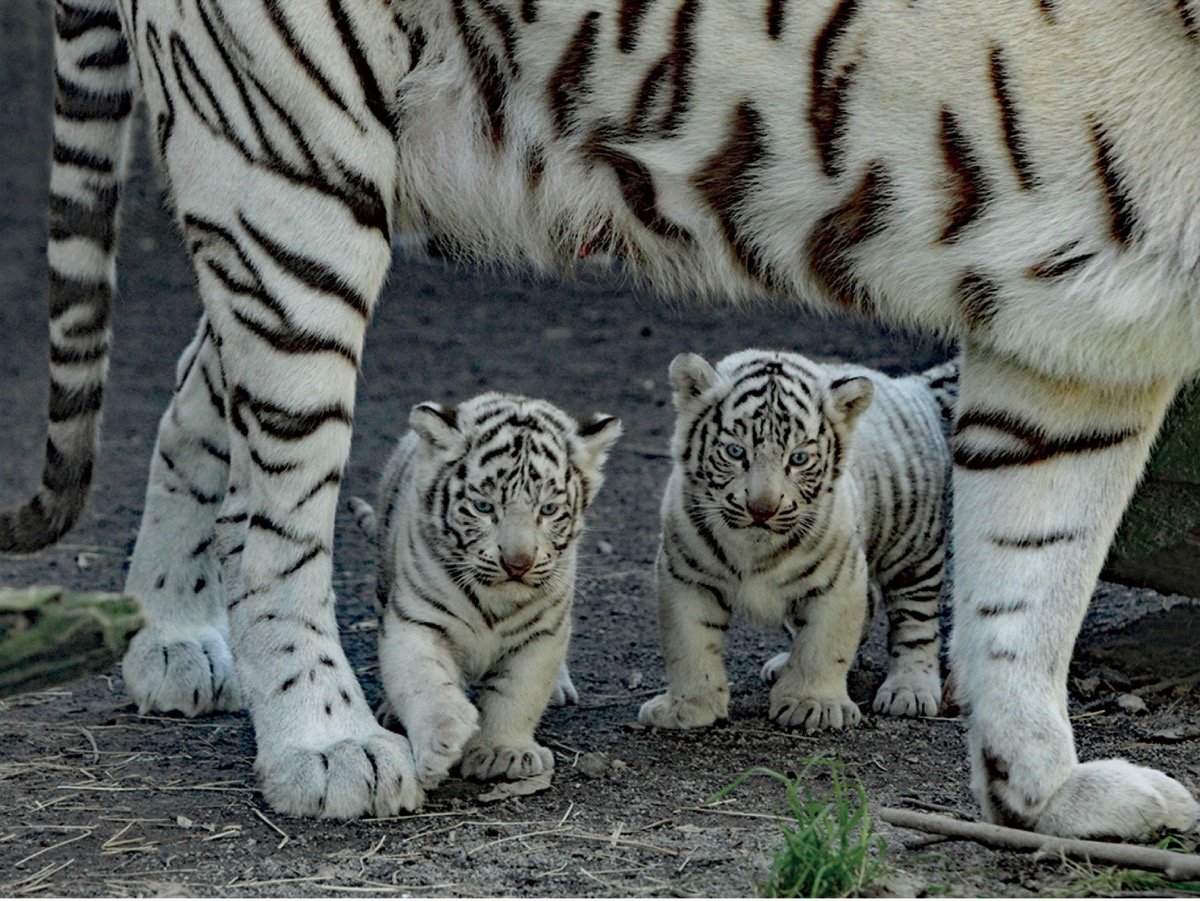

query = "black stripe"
[[451, 0, 508, 145], [617, 0, 652, 53], [55, 2, 123, 40], [939, 107, 989, 243], [766, 0, 788, 38], [810, 0, 859, 178], [1177, 0, 1200, 41], [1089, 117, 1138, 246], [53, 140, 114, 173], [807, 161, 889, 309], [548, 10, 601, 136], [53, 73, 133, 121], [693, 102, 776, 289], [587, 134, 691, 241], [953, 408, 1139, 470], [988, 46, 1035, 190], [990, 530, 1080, 549], [238, 213, 371, 317], [957, 271, 1000, 328]]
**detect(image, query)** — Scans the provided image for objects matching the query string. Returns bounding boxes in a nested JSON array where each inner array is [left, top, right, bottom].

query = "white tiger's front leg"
[[376, 614, 480, 790], [460, 632, 565, 781], [122, 318, 242, 716], [638, 553, 732, 729], [951, 343, 1198, 838], [768, 551, 869, 732]]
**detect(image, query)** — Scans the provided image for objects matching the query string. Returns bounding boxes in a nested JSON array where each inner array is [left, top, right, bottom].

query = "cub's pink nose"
[[747, 499, 779, 523], [501, 554, 533, 579]]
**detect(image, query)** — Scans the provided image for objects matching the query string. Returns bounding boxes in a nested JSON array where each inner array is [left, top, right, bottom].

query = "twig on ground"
[[249, 803, 290, 850], [1134, 672, 1200, 697], [880, 808, 1200, 881]]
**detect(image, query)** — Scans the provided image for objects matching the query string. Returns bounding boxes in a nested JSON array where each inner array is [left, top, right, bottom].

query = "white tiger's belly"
[[392, 0, 1200, 387]]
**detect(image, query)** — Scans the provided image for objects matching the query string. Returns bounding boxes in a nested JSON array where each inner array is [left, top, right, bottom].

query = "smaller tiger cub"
[[639, 349, 954, 733], [355, 393, 621, 789]]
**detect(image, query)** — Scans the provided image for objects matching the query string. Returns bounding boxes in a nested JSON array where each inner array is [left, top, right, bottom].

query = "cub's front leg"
[[377, 614, 480, 790], [767, 551, 869, 732], [459, 633, 565, 781], [638, 554, 732, 729]]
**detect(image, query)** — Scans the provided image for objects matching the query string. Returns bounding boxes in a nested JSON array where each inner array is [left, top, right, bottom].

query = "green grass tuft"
[[710, 758, 888, 898]]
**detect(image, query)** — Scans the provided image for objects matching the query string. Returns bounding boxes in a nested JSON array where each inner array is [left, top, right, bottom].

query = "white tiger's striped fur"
[[4, 0, 1199, 833], [353, 393, 620, 788], [640, 350, 953, 733]]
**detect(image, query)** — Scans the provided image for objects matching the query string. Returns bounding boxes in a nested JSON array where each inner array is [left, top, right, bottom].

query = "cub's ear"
[[668, 353, 717, 411], [827, 375, 873, 429], [574, 413, 623, 473], [409, 401, 461, 451]]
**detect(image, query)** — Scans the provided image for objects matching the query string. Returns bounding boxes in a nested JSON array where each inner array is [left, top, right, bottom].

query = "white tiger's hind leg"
[[122, 318, 241, 716], [126, 0, 420, 818], [874, 579, 943, 718], [951, 343, 1198, 838]]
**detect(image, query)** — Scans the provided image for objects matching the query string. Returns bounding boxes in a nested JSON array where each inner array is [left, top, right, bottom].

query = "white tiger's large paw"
[[1032, 759, 1200, 839], [549, 660, 578, 707], [873, 667, 941, 718], [460, 741, 554, 781], [638, 691, 727, 729], [769, 686, 861, 732], [255, 728, 424, 818], [121, 626, 243, 716]]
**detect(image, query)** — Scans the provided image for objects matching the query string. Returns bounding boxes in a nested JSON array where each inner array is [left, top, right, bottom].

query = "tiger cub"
[[640, 349, 955, 733], [356, 393, 621, 788]]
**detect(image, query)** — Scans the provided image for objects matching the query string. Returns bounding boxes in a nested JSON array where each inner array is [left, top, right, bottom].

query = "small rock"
[[577, 751, 615, 779], [626, 670, 643, 690], [1116, 693, 1147, 714], [596, 540, 614, 555], [1073, 675, 1102, 698]]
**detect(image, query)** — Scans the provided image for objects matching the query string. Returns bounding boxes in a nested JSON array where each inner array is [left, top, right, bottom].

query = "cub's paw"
[[1033, 759, 1200, 839], [770, 689, 861, 732], [638, 691, 727, 730], [256, 729, 423, 818], [122, 626, 243, 716], [411, 700, 480, 790], [760, 652, 790, 685], [549, 661, 579, 707], [873, 669, 941, 718], [460, 741, 554, 781]]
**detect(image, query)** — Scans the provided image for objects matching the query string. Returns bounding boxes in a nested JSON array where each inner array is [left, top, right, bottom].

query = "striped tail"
[[921, 358, 960, 429], [0, 0, 134, 552]]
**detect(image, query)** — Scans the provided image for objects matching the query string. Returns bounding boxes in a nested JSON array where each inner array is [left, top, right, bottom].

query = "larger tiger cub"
[[5, 0, 1199, 835], [640, 350, 953, 733], [358, 393, 620, 788]]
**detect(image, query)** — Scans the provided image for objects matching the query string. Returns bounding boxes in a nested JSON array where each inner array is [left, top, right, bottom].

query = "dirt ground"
[[3, 2, 1200, 897]]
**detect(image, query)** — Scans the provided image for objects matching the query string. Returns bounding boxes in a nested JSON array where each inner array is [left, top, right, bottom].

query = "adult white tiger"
[[640, 350, 954, 734], [350, 392, 621, 789], [2, 0, 1197, 834]]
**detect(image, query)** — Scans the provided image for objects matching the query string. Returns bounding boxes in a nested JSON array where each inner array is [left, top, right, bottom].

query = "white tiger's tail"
[[0, 0, 134, 552], [920, 359, 959, 430]]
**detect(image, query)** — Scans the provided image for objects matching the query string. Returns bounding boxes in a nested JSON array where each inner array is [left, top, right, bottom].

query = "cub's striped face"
[[669, 351, 872, 536], [411, 394, 621, 594]]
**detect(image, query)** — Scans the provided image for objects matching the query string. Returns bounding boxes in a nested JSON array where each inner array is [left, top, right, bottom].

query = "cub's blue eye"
[[473, 499, 494, 514], [540, 502, 559, 516], [789, 450, 810, 466], [725, 443, 746, 460]]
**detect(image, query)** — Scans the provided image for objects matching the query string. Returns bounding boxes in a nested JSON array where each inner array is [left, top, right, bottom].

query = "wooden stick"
[[879, 808, 1200, 881]]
